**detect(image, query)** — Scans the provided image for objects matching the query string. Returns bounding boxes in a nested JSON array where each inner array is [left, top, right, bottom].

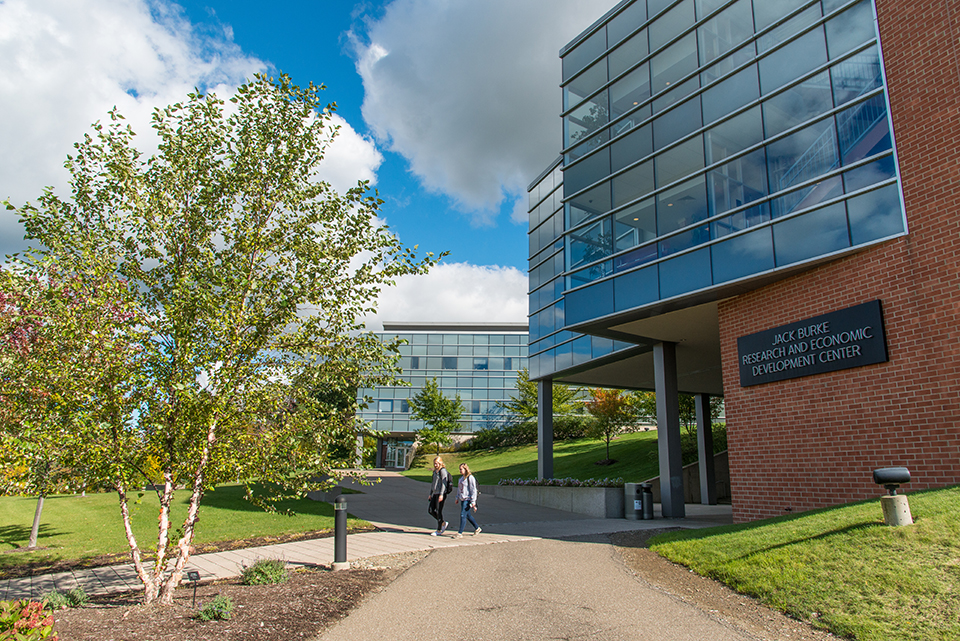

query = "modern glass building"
[[359, 322, 528, 469], [525, 0, 955, 522]]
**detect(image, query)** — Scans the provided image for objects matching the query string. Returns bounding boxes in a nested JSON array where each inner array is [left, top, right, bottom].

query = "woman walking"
[[428, 457, 450, 536], [454, 463, 481, 538]]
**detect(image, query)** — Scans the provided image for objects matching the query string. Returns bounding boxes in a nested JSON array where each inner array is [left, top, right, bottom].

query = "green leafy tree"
[[0, 74, 439, 605], [584, 388, 635, 463], [408, 378, 463, 455], [497, 368, 581, 421]]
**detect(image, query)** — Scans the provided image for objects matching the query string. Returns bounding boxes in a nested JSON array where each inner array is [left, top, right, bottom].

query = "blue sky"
[[0, 0, 605, 327]]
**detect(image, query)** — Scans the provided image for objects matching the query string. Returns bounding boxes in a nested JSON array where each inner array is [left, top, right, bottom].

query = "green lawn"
[[402, 430, 661, 485], [649, 485, 960, 641], [0, 483, 370, 577]]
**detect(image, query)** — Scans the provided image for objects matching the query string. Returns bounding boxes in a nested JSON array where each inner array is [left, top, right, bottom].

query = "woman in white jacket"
[[454, 463, 481, 539]]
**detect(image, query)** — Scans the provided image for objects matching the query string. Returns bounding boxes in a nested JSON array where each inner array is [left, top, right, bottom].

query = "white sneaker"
[[440, 521, 448, 534], [473, 527, 482, 536], [430, 531, 439, 536], [454, 533, 463, 539]]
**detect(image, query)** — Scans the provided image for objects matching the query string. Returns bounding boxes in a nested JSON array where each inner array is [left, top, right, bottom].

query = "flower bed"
[[498, 477, 624, 488]]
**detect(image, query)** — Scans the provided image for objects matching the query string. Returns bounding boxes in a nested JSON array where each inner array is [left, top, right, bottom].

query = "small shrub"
[[0, 599, 58, 639], [196, 595, 234, 621], [40, 591, 68, 611], [41, 587, 87, 611], [240, 558, 288, 585]]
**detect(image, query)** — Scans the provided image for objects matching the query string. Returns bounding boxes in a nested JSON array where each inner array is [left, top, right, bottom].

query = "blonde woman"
[[428, 457, 451, 535], [454, 463, 481, 538]]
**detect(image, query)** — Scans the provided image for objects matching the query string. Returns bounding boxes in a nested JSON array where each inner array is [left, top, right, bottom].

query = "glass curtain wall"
[[557, 0, 904, 329], [357, 330, 529, 433]]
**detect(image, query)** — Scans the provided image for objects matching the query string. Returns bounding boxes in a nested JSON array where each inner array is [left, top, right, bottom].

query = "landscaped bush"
[[240, 558, 288, 585], [0, 599, 58, 639], [465, 415, 596, 450], [196, 595, 234, 621], [40, 587, 86, 611], [498, 477, 624, 488]]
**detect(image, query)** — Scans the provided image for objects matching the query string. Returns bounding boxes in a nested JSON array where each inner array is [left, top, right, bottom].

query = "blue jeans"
[[458, 500, 479, 534]]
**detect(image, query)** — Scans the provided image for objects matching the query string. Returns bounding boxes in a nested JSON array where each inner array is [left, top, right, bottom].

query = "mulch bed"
[[53, 563, 405, 640]]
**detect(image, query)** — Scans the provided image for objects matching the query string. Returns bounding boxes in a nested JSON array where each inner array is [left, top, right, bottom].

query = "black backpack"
[[443, 470, 453, 495]]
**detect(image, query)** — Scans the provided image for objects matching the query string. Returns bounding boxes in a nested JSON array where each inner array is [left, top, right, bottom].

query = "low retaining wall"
[[644, 451, 730, 504], [480, 484, 623, 519]]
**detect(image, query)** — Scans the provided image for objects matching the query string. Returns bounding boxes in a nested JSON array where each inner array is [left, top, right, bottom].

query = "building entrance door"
[[385, 444, 411, 469]]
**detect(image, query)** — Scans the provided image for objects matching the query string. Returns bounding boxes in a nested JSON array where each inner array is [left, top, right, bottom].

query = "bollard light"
[[872, 467, 913, 526], [333, 495, 349, 570]]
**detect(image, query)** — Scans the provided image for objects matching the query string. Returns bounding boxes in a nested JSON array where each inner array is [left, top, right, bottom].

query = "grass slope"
[[649, 485, 960, 641], [402, 430, 661, 485], [0, 483, 369, 576]]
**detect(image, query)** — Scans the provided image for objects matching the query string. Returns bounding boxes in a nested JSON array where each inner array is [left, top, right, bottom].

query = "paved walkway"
[[0, 471, 732, 601]]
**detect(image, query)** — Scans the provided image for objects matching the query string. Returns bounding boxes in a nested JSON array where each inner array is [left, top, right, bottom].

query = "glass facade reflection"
[[529, 0, 905, 381], [357, 324, 528, 434]]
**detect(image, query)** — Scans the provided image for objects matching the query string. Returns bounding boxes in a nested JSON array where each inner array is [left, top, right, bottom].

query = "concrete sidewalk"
[[0, 471, 732, 601]]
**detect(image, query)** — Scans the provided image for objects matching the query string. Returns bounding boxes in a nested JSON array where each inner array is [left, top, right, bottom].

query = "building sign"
[[737, 300, 888, 387]]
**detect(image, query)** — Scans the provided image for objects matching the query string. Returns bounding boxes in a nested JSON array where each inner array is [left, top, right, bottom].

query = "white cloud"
[[365, 262, 528, 331], [352, 0, 605, 226], [0, 0, 383, 257]]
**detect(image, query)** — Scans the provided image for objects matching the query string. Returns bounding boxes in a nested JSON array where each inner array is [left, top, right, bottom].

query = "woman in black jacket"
[[428, 457, 450, 535]]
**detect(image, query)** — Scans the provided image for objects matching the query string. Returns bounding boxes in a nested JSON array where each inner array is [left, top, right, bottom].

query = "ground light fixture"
[[872, 467, 913, 526]]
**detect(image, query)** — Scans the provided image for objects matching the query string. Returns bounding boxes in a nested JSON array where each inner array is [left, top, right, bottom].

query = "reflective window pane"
[[651, 33, 698, 95], [704, 106, 763, 164], [609, 31, 648, 78], [568, 182, 611, 226], [566, 128, 611, 163], [708, 148, 768, 217], [649, 0, 696, 52], [773, 202, 850, 266], [825, 0, 876, 59], [701, 41, 756, 84], [614, 264, 659, 310], [565, 90, 609, 148], [770, 175, 842, 219], [711, 226, 775, 283], [702, 63, 759, 126], [759, 27, 828, 95], [847, 184, 904, 245], [837, 94, 891, 165], [766, 117, 838, 196], [831, 47, 882, 106], [754, 0, 804, 32], [657, 175, 708, 235], [698, 0, 753, 66], [758, 5, 821, 54], [655, 136, 704, 186], [659, 247, 711, 298], [762, 71, 833, 138], [563, 29, 606, 82], [611, 66, 652, 120], [608, 1, 647, 46], [564, 148, 611, 195], [843, 155, 896, 192], [614, 198, 657, 251], [658, 223, 709, 256], [613, 160, 655, 207], [567, 216, 613, 270], [653, 95, 702, 150], [615, 242, 658, 271], [564, 59, 608, 111], [711, 202, 771, 239], [611, 123, 653, 172]]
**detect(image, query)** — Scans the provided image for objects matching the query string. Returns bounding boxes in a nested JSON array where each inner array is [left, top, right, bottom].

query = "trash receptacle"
[[624, 483, 643, 520], [640, 483, 654, 520]]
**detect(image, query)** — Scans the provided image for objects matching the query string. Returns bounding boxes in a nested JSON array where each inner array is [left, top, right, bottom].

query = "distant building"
[[530, 0, 959, 521], [359, 322, 528, 469]]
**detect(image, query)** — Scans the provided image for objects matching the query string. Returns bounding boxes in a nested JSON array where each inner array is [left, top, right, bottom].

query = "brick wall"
[[718, 0, 960, 522]]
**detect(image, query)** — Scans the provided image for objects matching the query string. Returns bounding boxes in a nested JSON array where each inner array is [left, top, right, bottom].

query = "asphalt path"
[[316, 536, 754, 641]]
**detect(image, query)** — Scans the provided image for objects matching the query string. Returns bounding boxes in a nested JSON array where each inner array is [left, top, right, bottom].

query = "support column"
[[695, 393, 717, 505], [537, 379, 554, 480], [654, 342, 685, 518]]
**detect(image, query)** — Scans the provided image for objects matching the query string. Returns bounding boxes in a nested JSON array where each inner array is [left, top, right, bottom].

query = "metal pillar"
[[537, 379, 554, 480], [695, 393, 717, 505], [654, 342, 685, 518]]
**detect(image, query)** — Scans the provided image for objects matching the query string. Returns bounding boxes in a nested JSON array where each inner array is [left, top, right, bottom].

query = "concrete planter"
[[486, 484, 624, 519]]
